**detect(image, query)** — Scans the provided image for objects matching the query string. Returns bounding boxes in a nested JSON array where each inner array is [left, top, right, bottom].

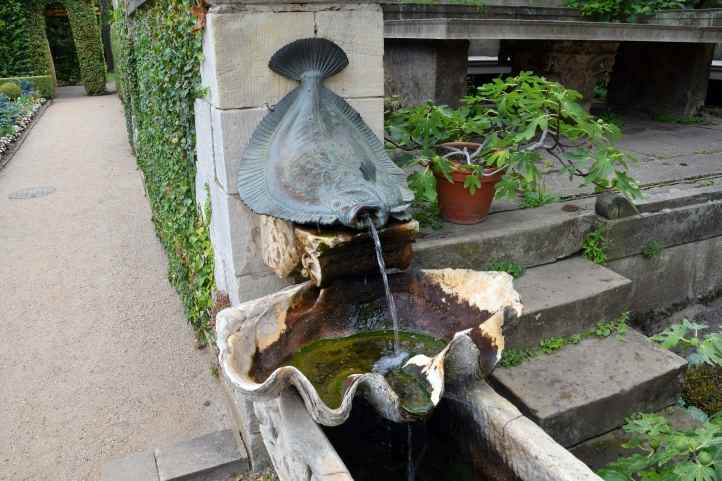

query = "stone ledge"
[[490, 329, 687, 447], [155, 430, 249, 481], [385, 18, 722, 42], [101, 451, 159, 481]]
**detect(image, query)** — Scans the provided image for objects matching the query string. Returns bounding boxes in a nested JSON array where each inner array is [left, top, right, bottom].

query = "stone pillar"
[[194, 2, 385, 307], [194, 2, 385, 473], [502, 40, 619, 110], [384, 39, 470, 107], [607, 42, 714, 118]]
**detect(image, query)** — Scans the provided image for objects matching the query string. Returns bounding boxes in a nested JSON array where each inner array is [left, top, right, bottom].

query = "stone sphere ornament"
[[236, 37, 413, 230]]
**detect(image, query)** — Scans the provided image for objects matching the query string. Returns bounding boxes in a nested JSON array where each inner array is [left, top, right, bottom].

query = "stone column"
[[194, 2, 385, 307], [607, 42, 715, 118], [194, 1, 385, 473], [384, 39, 470, 107], [501, 40, 620, 110]]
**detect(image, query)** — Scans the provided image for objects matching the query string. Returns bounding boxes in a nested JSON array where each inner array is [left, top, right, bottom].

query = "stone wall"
[[194, 2, 385, 305]]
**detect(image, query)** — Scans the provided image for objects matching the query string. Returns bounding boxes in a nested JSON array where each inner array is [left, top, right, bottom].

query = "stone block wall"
[[194, 3, 385, 305]]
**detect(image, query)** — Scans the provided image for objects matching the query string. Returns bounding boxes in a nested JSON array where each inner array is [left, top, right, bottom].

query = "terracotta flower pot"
[[435, 168, 503, 225]]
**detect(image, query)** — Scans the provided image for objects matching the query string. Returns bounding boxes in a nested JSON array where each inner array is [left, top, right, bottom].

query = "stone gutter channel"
[[102, 183, 722, 481]]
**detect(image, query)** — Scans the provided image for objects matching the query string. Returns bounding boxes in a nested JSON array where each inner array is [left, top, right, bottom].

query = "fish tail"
[[269, 38, 348, 81]]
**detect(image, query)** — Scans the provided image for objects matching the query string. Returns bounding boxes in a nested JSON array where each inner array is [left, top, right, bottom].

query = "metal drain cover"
[[8, 186, 56, 200]]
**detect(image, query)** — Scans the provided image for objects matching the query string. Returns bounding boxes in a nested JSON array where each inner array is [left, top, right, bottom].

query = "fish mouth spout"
[[345, 204, 389, 230]]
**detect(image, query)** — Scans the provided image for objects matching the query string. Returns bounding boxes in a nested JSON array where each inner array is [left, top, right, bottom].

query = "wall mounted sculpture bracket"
[[236, 37, 413, 230]]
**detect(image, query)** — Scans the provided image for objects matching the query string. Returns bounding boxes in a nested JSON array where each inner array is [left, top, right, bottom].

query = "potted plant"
[[385, 72, 641, 225]]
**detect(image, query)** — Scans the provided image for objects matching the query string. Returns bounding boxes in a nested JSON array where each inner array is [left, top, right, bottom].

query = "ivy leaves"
[[112, 0, 215, 342]]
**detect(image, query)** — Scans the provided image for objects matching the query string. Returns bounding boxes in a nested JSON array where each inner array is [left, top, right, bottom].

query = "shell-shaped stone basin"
[[216, 268, 522, 426]]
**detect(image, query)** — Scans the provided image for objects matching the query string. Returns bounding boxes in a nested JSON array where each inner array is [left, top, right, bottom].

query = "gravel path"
[[0, 87, 229, 481]]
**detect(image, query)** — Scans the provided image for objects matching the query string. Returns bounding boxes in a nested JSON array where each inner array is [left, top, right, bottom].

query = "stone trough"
[[216, 270, 604, 481]]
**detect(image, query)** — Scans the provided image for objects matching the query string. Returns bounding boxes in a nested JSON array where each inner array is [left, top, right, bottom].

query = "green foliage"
[[684, 364, 722, 416], [111, 0, 216, 342], [500, 312, 629, 367], [0, 76, 54, 98], [654, 113, 706, 125], [598, 411, 722, 481], [642, 240, 663, 259], [0, 0, 33, 77], [46, 12, 82, 85], [566, 0, 692, 22], [583, 225, 609, 265], [0, 92, 42, 137], [486, 260, 524, 278], [385, 72, 640, 217], [652, 319, 722, 367], [22, 0, 106, 94], [520, 190, 558, 208], [0, 82, 22, 100]]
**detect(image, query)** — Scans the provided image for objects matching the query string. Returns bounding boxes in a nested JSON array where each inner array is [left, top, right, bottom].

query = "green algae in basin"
[[286, 330, 447, 413]]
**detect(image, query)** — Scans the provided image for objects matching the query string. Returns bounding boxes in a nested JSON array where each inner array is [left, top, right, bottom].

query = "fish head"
[[320, 185, 390, 229]]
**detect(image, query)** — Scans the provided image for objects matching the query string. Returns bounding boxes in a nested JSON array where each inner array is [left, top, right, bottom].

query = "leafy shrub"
[[486, 260, 524, 278], [0, 94, 21, 136], [0, 82, 22, 100], [583, 225, 609, 265], [598, 411, 722, 481], [0, 76, 54, 98], [567, 0, 691, 22], [18, 79, 33, 96]]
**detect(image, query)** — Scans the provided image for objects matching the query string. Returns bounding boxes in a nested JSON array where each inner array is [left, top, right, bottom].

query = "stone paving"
[[0, 87, 228, 481]]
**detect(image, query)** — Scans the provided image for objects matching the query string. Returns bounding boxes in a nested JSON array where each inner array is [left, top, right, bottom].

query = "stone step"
[[413, 200, 596, 271], [490, 329, 687, 447], [101, 429, 249, 481], [507, 256, 633, 349]]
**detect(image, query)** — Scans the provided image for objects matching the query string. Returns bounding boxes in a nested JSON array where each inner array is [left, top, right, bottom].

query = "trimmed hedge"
[[112, 0, 216, 342], [0, 0, 33, 77], [25, 0, 106, 95], [0, 76, 55, 98]]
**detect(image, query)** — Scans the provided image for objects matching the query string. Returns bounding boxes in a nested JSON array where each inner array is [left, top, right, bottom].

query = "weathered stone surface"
[[508, 256, 632, 348], [605, 199, 722, 261], [316, 5, 384, 99], [384, 38, 469, 107], [502, 39, 618, 109], [413, 201, 596, 270], [154, 430, 249, 481], [230, 270, 293, 305], [443, 380, 604, 481], [101, 451, 159, 481], [203, 11, 314, 110], [595, 191, 639, 219], [608, 42, 715, 117], [255, 392, 353, 481], [608, 235, 722, 314], [346, 97, 384, 142], [203, 5, 383, 110], [490, 330, 687, 447], [194, 99, 216, 213], [571, 405, 702, 470]]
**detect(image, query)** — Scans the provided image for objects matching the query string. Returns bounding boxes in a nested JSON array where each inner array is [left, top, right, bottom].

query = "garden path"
[[0, 87, 229, 481]]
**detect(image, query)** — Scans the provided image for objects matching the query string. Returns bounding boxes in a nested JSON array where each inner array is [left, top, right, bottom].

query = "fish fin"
[[359, 159, 376, 182], [269, 38, 348, 82]]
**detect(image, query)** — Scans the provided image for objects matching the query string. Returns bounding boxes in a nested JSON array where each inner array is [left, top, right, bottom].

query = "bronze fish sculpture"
[[236, 38, 413, 229]]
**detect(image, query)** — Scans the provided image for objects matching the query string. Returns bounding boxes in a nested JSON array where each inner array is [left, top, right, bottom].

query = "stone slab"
[[607, 235, 722, 315], [194, 99, 216, 213], [203, 5, 383, 110], [570, 405, 702, 470], [155, 430, 249, 481], [443, 380, 604, 481], [101, 451, 159, 481], [507, 257, 633, 349], [413, 200, 596, 271], [490, 329, 687, 447], [384, 18, 722, 43], [605, 199, 722, 261]]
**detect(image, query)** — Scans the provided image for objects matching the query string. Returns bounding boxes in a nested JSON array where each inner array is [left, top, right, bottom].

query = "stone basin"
[[216, 268, 522, 426]]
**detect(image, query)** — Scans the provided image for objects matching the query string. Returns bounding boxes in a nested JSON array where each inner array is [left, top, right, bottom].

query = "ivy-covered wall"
[[111, 0, 216, 341], [0, 0, 33, 77]]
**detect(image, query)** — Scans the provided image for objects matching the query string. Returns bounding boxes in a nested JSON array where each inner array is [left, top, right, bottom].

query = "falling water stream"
[[368, 221, 416, 481]]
